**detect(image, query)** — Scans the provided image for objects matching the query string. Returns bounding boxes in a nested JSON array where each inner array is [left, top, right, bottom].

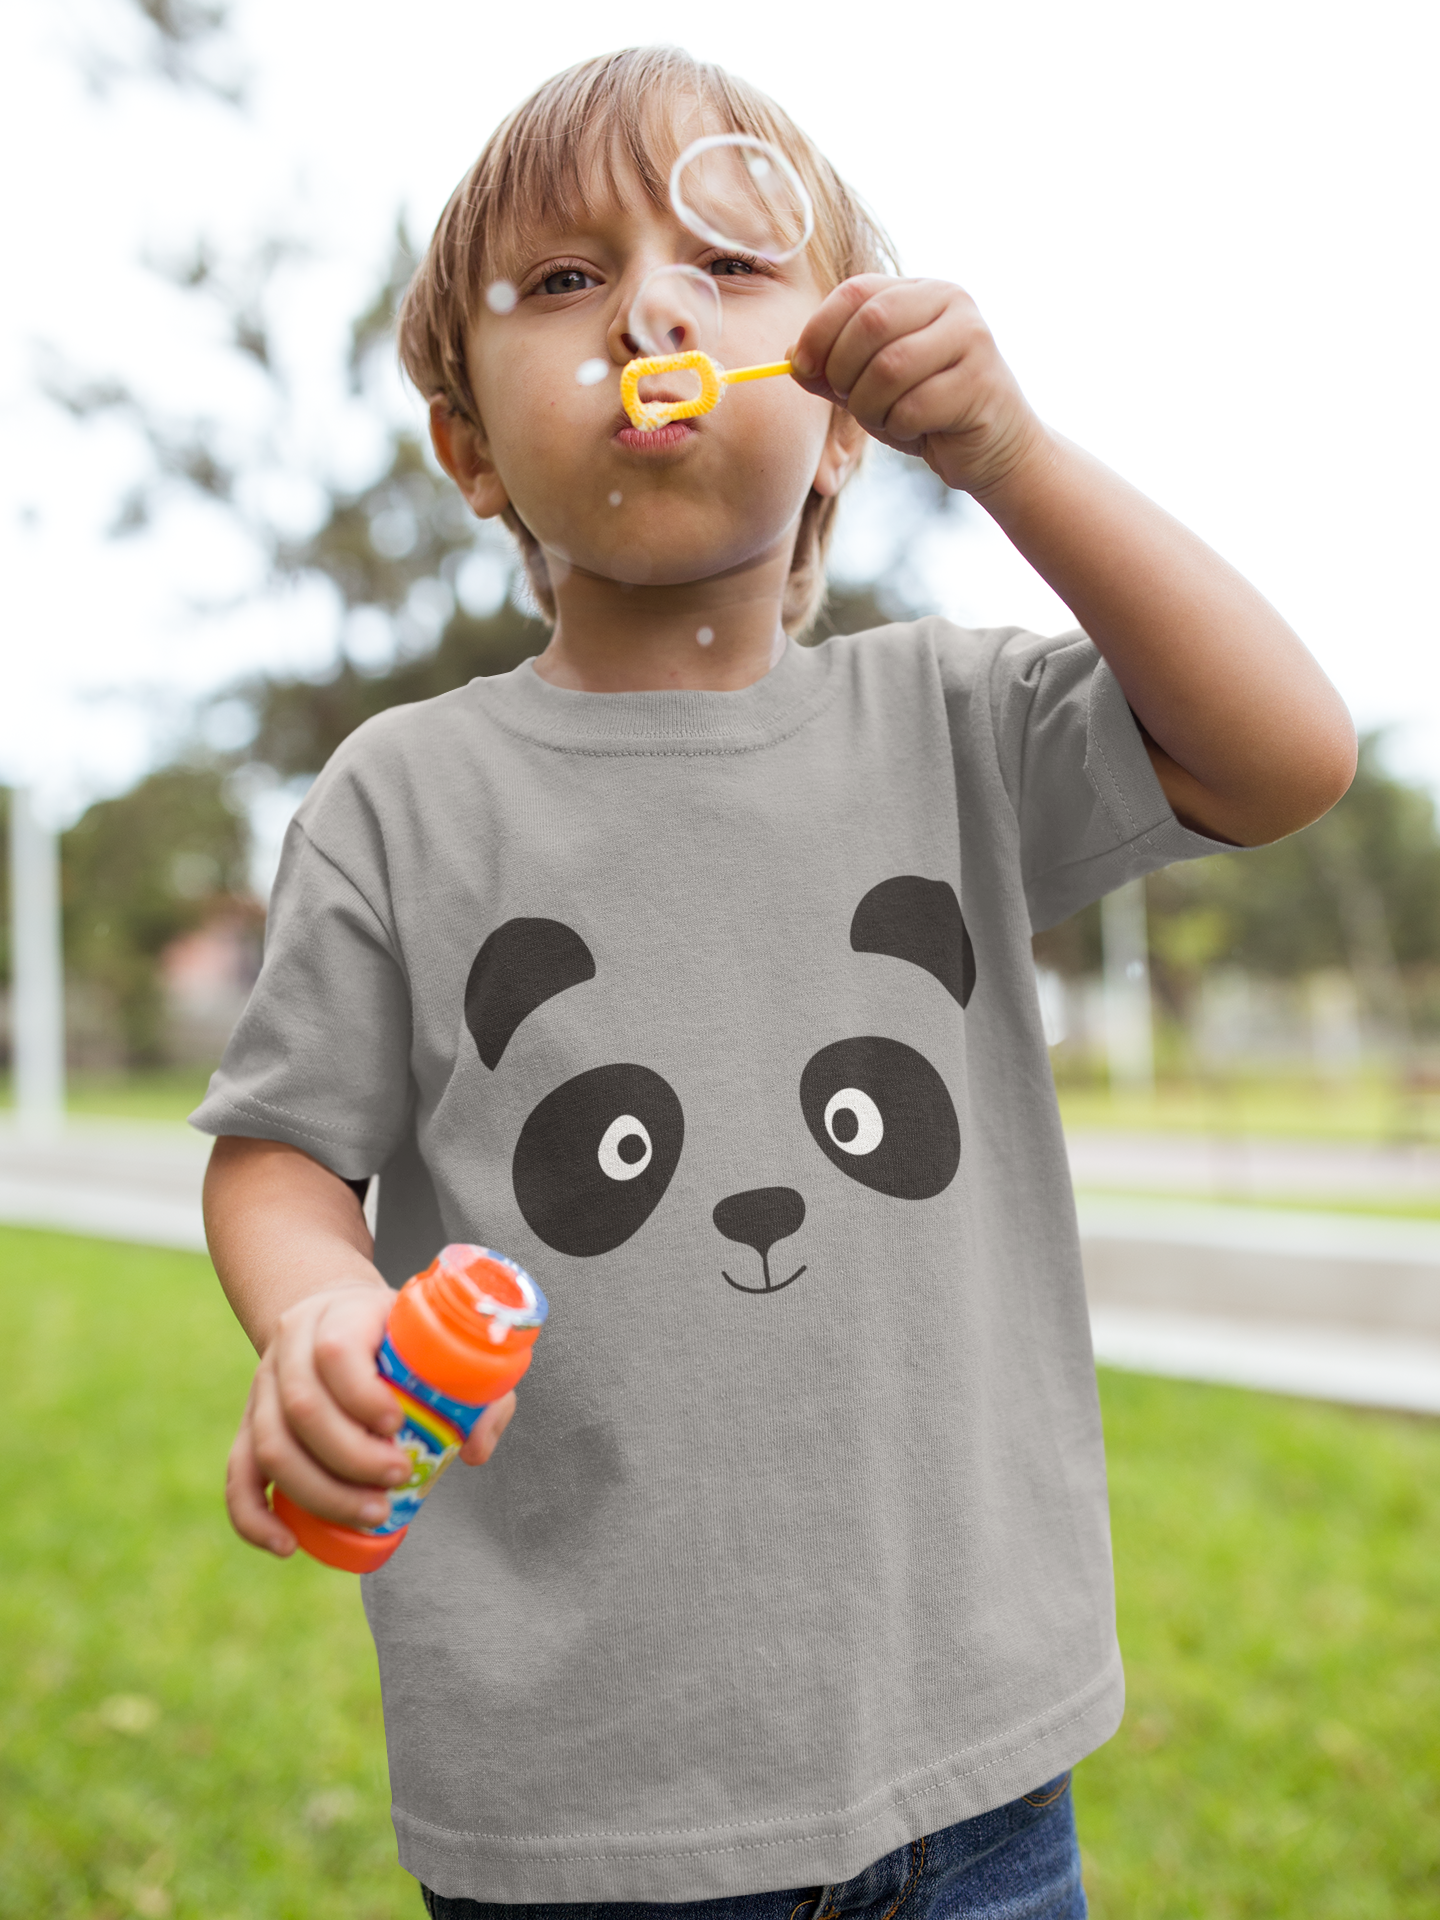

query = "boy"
[[196, 46, 1355, 1920]]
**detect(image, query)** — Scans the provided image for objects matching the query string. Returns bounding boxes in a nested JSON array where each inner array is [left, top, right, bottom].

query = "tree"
[[61, 767, 251, 1063], [1037, 734, 1440, 1041]]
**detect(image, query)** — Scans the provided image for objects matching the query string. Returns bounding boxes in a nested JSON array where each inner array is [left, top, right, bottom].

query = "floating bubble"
[[485, 280, 518, 315], [628, 264, 723, 361], [670, 135, 814, 265], [608, 491, 623, 506], [696, 626, 715, 646], [575, 357, 610, 386]]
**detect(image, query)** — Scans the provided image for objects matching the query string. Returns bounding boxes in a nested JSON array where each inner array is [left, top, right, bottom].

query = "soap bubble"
[[696, 626, 715, 646], [576, 357, 610, 386], [608, 491, 623, 506], [670, 135, 814, 264], [485, 280, 518, 315], [628, 264, 722, 360]]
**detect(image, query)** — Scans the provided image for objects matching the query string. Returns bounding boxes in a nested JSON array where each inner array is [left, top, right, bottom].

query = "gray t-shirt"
[[192, 621, 1224, 1904]]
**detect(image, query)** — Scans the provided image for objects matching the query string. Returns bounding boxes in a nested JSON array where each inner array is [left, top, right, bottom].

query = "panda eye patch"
[[513, 1064, 683, 1256], [801, 1037, 959, 1200]]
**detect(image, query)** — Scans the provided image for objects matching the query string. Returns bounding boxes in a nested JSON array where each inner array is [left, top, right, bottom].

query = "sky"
[[2, 0, 1437, 825]]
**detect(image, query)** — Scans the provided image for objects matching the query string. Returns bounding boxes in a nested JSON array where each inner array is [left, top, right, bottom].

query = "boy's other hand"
[[227, 1283, 521, 1555], [790, 276, 1045, 500], [228, 1283, 405, 1554]]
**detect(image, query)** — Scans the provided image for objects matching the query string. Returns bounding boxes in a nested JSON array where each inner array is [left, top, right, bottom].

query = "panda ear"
[[850, 876, 975, 1009], [465, 918, 597, 1068]]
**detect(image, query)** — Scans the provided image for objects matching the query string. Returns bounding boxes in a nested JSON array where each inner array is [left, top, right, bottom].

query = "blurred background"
[[3, 3, 1438, 1917]]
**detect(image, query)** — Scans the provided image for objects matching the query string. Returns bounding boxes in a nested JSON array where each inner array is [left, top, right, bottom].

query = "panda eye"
[[823, 1088, 883, 1155], [801, 1036, 959, 1200], [598, 1114, 652, 1180], [513, 1064, 683, 1256]]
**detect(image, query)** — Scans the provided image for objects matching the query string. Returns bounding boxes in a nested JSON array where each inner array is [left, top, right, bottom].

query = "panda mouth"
[[721, 1251, 808, 1295], [713, 1188, 807, 1296]]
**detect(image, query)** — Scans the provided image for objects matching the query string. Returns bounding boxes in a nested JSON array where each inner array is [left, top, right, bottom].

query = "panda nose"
[[712, 1187, 806, 1259]]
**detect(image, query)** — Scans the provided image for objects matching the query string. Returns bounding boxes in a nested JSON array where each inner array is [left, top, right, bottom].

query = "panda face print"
[[466, 875, 973, 1287]]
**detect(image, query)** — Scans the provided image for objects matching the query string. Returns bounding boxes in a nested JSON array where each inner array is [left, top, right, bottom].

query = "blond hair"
[[397, 47, 895, 635]]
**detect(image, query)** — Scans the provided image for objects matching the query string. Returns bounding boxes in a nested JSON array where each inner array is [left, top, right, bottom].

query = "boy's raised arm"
[[205, 1137, 514, 1557], [792, 278, 1358, 847]]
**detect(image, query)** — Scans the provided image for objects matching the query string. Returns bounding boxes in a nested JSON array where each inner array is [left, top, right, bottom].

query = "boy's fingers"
[[844, 322, 973, 441], [270, 1305, 410, 1482], [249, 1362, 399, 1528], [873, 364, 983, 450], [790, 274, 894, 383], [307, 1289, 402, 1432], [460, 1390, 517, 1465], [271, 1332, 410, 1485], [226, 1413, 297, 1555], [821, 283, 959, 415]]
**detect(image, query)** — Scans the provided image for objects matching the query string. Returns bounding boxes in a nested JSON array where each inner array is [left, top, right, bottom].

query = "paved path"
[[0, 1119, 210, 1251], [1067, 1127, 1440, 1202], [2, 1120, 1438, 1415]]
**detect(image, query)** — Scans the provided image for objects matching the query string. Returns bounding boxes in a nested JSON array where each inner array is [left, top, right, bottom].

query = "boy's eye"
[[708, 256, 757, 278], [540, 267, 599, 296]]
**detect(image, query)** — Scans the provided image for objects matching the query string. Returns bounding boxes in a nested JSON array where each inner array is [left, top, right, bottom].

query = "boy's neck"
[[532, 551, 793, 693]]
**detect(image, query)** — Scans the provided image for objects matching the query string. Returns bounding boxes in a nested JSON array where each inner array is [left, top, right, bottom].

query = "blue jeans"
[[420, 1773, 1085, 1920]]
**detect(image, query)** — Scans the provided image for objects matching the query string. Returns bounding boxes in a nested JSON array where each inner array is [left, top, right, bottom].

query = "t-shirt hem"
[[393, 1649, 1125, 1904]]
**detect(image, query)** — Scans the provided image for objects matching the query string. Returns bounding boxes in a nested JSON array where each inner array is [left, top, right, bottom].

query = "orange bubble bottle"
[[272, 1244, 548, 1574]]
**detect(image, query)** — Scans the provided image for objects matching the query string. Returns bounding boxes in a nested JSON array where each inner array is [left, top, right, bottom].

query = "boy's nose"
[[712, 1187, 806, 1259]]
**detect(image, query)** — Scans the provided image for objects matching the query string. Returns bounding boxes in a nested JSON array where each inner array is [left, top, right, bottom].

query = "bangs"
[[474, 74, 698, 282], [462, 51, 864, 291]]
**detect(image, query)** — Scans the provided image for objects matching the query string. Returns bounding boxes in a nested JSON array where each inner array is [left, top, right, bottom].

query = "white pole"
[[9, 787, 66, 1132], [1101, 876, 1154, 1094]]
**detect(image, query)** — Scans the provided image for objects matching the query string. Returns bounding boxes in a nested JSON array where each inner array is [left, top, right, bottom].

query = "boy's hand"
[[226, 1281, 517, 1556], [790, 276, 1046, 500]]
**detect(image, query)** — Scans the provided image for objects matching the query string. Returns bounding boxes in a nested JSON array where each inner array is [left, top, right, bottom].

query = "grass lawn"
[[3, 1228, 1438, 1917], [1057, 1076, 1440, 1146], [0, 1070, 217, 1127], [9, 1067, 1440, 1148]]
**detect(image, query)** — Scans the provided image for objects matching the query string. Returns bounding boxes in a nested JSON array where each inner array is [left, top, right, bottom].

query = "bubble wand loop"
[[620, 351, 793, 432]]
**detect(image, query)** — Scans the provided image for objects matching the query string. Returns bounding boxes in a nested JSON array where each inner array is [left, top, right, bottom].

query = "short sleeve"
[[188, 818, 413, 1180], [972, 625, 1234, 931]]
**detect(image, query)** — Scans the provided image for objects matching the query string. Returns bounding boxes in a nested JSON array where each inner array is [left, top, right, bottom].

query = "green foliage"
[[1149, 735, 1440, 980], [5, 1229, 1440, 1915], [242, 603, 547, 780], [1037, 736, 1440, 1010], [279, 433, 476, 623], [61, 768, 251, 1065]]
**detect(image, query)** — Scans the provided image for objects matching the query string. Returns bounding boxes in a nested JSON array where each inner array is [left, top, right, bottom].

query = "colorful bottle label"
[[370, 1333, 487, 1536]]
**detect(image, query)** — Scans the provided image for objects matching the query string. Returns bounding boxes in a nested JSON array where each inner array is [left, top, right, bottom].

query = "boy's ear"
[[810, 407, 865, 500], [429, 396, 511, 521]]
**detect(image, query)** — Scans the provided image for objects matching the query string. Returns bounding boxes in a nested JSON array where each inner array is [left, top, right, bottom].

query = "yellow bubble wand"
[[620, 351, 792, 432]]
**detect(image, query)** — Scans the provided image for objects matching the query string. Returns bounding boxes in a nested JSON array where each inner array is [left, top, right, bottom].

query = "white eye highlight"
[[598, 1114, 653, 1181], [824, 1088, 883, 1156]]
